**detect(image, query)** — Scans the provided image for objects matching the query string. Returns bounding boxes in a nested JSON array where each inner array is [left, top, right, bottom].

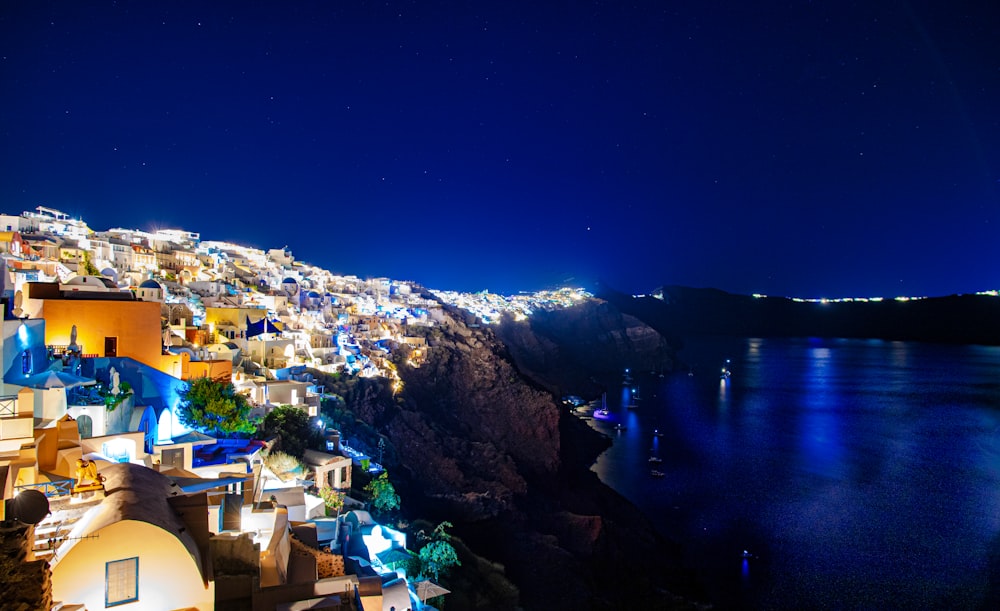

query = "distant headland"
[[597, 284, 1000, 346]]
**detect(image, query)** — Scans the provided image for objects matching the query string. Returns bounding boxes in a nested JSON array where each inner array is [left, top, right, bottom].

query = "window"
[[106, 557, 138, 606], [162, 447, 185, 469]]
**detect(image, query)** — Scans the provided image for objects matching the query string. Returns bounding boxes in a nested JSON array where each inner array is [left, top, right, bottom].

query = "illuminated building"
[[20, 279, 175, 374]]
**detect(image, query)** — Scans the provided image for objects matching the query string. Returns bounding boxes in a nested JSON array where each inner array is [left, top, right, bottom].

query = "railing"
[[339, 442, 384, 474], [0, 395, 16, 417], [47, 345, 99, 359], [16, 480, 74, 498]]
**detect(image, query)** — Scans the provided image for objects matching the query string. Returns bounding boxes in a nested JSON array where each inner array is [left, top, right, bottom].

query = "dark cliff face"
[[495, 299, 676, 397], [390, 308, 561, 522], [355, 300, 701, 609]]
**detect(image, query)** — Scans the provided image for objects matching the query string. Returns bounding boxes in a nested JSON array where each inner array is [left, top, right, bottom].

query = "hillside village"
[[0, 205, 591, 611]]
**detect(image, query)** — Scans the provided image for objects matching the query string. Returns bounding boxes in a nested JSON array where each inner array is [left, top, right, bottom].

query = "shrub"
[[318, 486, 345, 517], [264, 450, 303, 479]]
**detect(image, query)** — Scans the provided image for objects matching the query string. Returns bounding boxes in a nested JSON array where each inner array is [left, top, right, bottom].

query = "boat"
[[650, 469, 665, 477], [594, 392, 610, 418], [614, 423, 627, 432], [648, 456, 662, 464], [741, 550, 753, 559], [721, 359, 732, 380], [652, 429, 664, 437], [625, 402, 638, 410]]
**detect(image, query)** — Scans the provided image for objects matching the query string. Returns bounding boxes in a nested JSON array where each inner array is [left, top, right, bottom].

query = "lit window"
[[106, 557, 138, 606]]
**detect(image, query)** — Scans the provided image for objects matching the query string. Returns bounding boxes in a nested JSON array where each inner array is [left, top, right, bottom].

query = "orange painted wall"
[[188, 359, 232, 382], [40, 300, 164, 370]]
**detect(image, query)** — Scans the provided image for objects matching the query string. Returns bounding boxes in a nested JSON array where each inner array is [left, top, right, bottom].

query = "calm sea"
[[590, 337, 1000, 610]]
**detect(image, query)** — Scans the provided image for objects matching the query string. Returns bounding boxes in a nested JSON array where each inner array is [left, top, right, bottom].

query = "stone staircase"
[[31, 496, 98, 562]]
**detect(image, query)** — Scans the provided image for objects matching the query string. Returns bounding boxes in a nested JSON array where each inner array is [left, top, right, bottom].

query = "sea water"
[[591, 337, 1000, 609]]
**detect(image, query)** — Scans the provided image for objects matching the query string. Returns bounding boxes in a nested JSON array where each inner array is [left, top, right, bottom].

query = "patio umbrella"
[[376, 547, 412, 567], [414, 580, 450, 602], [20, 369, 96, 389]]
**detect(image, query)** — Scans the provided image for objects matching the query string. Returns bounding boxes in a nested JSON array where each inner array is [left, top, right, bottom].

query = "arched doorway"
[[157, 408, 174, 443], [137, 406, 157, 454]]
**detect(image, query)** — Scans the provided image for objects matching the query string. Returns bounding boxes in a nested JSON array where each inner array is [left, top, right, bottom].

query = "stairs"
[[31, 496, 96, 562]]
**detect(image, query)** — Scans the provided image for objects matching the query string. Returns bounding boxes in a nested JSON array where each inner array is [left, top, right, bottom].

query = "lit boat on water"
[[594, 393, 610, 418], [650, 469, 665, 478], [648, 456, 662, 464], [614, 423, 627, 432], [721, 358, 732, 380]]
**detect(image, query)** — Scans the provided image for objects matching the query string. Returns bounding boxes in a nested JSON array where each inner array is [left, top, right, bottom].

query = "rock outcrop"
[[496, 298, 675, 396], [335, 297, 702, 609], [0, 521, 53, 611], [391, 305, 561, 521]]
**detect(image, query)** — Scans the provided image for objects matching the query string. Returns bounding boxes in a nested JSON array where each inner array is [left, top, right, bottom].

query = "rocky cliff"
[[495, 298, 676, 396], [330, 298, 701, 610]]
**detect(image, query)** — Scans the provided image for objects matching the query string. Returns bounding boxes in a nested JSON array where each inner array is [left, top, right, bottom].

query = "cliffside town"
[[0, 206, 696, 610]]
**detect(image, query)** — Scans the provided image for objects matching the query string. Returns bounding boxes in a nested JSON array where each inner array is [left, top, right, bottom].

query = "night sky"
[[2, 1, 998, 298]]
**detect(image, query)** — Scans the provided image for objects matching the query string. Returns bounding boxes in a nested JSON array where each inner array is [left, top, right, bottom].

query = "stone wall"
[[0, 521, 52, 611]]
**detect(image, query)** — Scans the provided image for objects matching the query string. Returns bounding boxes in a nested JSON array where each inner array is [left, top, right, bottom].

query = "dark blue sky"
[[2, 1, 998, 298]]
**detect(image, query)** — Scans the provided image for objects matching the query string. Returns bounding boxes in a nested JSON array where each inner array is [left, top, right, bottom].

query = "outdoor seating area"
[[193, 439, 266, 467]]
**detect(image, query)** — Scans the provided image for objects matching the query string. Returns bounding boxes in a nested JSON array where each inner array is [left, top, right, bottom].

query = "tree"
[[426, 521, 454, 542], [416, 521, 460, 581], [259, 404, 324, 458], [364, 471, 400, 515], [418, 540, 461, 582], [177, 376, 257, 437]]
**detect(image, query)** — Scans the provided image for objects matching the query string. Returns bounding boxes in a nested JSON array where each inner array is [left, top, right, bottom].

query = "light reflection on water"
[[590, 337, 1000, 609]]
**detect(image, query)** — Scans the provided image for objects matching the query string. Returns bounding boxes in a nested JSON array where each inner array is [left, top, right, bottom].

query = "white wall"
[[52, 519, 213, 610]]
